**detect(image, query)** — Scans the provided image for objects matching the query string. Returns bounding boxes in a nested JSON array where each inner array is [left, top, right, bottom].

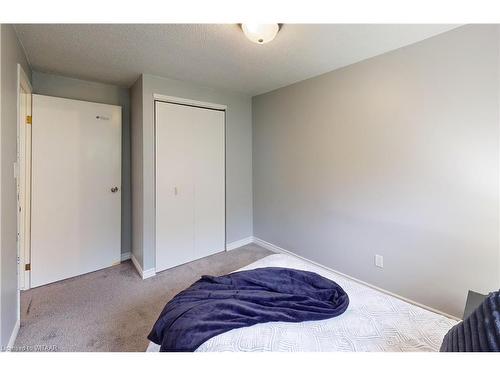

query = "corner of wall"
[[0, 22, 31, 349], [130, 74, 145, 271]]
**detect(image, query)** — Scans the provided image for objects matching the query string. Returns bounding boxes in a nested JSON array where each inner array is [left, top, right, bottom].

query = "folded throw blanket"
[[148, 267, 349, 351], [440, 291, 500, 352]]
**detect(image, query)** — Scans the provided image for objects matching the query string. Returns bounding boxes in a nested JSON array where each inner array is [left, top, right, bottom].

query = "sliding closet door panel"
[[31, 95, 122, 287], [155, 101, 225, 272], [156, 102, 196, 270], [193, 110, 225, 260]]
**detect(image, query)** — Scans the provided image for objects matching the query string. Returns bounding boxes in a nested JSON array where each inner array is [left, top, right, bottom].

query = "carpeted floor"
[[14, 244, 272, 352]]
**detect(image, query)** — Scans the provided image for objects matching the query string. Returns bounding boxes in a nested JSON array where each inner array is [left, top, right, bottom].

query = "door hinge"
[[26, 115, 32, 125], [25, 263, 31, 271]]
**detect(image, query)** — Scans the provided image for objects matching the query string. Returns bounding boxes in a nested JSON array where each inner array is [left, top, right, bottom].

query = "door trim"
[[16, 63, 32, 296], [153, 94, 227, 111], [154, 95, 227, 273]]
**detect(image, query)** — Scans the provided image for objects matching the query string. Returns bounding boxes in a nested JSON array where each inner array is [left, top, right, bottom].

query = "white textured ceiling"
[[14, 24, 459, 95]]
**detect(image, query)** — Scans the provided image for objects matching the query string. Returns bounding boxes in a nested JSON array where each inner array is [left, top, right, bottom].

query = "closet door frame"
[[153, 94, 227, 272]]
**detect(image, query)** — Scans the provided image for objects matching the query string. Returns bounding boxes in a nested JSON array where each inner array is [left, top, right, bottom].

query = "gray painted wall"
[[131, 74, 253, 271], [252, 25, 500, 317], [31, 71, 132, 255], [0, 24, 31, 348]]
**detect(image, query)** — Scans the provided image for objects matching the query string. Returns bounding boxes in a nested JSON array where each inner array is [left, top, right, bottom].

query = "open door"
[[30, 95, 122, 287]]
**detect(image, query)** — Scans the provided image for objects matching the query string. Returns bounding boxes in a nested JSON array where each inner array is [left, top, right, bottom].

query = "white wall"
[[31, 71, 132, 255], [0, 24, 31, 349], [252, 25, 500, 317], [131, 74, 253, 271]]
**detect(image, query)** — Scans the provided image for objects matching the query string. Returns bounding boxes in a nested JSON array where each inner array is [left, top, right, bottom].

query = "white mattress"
[[147, 254, 457, 352]]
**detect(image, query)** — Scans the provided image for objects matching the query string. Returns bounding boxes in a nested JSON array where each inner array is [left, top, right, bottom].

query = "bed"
[[147, 253, 457, 352]]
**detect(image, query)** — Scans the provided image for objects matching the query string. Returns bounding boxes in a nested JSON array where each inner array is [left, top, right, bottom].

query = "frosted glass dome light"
[[241, 24, 280, 44]]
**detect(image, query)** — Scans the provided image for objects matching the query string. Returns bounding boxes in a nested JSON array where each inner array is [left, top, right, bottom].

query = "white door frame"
[[16, 64, 32, 298], [153, 94, 227, 272]]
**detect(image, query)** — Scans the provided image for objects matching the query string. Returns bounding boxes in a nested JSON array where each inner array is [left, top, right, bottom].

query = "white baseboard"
[[131, 254, 156, 280], [226, 236, 254, 251], [121, 251, 132, 262], [5, 319, 20, 351], [252, 237, 460, 321], [131, 236, 255, 277], [142, 268, 156, 279]]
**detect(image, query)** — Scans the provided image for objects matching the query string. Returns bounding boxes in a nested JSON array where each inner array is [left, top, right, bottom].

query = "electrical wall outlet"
[[375, 254, 384, 268]]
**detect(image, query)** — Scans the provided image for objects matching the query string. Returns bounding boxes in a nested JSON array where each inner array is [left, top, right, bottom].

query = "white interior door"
[[156, 101, 225, 272], [31, 95, 121, 287]]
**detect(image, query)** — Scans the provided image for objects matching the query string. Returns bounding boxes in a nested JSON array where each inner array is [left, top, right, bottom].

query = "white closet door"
[[156, 101, 225, 272], [31, 95, 122, 287]]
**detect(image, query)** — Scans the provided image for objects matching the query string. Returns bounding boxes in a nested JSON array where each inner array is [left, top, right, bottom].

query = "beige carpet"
[[14, 244, 272, 352]]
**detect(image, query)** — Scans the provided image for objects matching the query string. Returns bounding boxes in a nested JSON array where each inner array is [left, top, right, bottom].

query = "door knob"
[[111, 187, 119, 193]]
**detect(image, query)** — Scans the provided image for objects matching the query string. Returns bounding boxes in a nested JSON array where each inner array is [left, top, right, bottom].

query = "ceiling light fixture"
[[241, 24, 281, 44]]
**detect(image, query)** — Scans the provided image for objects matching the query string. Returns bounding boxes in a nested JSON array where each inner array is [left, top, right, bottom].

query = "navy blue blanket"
[[440, 291, 500, 352], [148, 267, 349, 351]]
